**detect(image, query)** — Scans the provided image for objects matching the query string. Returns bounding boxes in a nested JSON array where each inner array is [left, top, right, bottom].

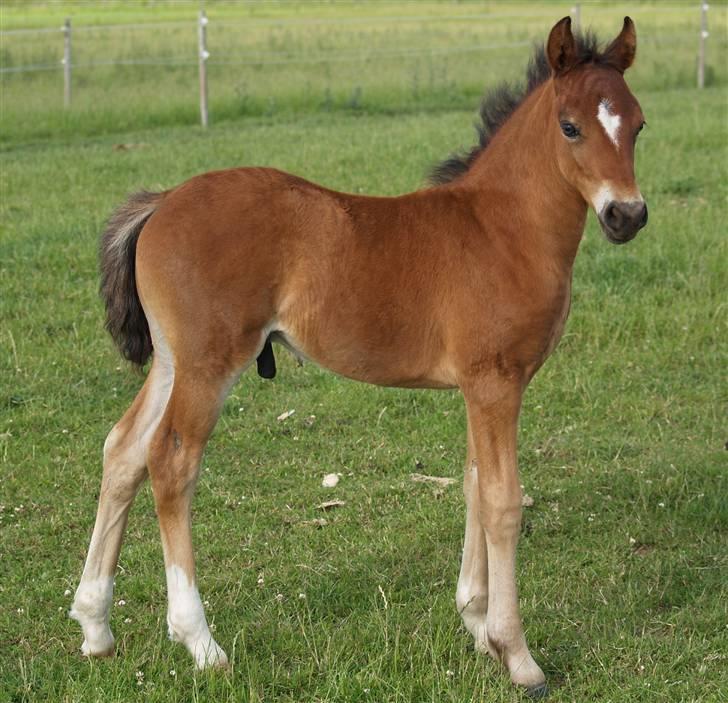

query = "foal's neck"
[[461, 80, 588, 269]]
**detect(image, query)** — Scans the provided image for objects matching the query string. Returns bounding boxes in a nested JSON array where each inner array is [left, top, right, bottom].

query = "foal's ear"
[[604, 17, 637, 73], [547, 17, 577, 75]]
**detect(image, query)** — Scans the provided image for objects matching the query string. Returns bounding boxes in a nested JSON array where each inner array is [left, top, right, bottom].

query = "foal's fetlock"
[[456, 590, 488, 649], [70, 610, 115, 657], [70, 580, 116, 657]]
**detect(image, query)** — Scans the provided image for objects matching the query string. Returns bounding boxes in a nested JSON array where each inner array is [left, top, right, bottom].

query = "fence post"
[[62, 17, 71, 108], [697, 2, 709, 88], [571, 4, 581, 32], [198, 10, 209, 127]]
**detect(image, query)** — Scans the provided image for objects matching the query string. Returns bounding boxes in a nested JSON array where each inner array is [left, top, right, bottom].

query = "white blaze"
[[597, 99, 621, 149]]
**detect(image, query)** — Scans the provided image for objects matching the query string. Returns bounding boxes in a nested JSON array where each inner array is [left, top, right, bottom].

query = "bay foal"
[[72, 17, 647, 697]]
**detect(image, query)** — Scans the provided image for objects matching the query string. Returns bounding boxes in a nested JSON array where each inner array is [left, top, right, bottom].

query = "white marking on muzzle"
[[591, 183, 644, 215], [598, 99, 621, 149], [591, 184, 616, 215]]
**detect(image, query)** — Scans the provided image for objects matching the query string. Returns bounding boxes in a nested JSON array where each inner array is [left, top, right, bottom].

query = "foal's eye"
[[560, 121, 580, 139]]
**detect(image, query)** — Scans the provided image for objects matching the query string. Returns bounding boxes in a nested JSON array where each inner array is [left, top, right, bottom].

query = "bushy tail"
[[99, 190, 165, 367]]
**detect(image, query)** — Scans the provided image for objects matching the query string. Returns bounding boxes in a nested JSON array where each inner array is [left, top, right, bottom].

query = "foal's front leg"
[[463, 382, 546, 695]]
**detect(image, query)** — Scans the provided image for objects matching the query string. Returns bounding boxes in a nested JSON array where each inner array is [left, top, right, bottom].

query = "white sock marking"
[[70, 577, 115, 656], [166, 565, 227, 668], [597, 99, 621, 149]]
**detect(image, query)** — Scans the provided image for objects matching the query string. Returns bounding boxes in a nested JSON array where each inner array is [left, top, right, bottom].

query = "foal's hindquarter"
[[73, 82, 584, 687]]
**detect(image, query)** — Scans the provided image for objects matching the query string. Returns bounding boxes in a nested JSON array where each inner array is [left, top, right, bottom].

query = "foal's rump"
[[131, 168, 296, 371]]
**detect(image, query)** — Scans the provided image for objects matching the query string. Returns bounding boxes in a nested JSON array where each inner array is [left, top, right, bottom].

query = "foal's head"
[[547, 17, 647, 244]]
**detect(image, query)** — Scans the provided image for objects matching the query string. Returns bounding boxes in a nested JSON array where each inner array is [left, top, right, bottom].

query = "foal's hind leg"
[[456, 422, 489, 651], [71, 358, 173, 656], [147, 365, 241, 669]]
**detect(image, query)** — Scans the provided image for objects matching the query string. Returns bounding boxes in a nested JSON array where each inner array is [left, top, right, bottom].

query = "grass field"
[[1, 2, 727, 702]]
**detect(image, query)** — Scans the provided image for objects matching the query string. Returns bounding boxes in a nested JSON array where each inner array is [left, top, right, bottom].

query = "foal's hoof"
[[80, 639, 115, 658], [190, 639, 229, 671], [524, 682, 549, 699]]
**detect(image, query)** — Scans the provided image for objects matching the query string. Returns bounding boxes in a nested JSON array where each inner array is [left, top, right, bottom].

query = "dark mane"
[[429, 31, 610, 185]]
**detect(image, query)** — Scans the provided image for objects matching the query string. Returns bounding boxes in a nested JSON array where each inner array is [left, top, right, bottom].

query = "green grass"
[[1, 2, 727, 702]]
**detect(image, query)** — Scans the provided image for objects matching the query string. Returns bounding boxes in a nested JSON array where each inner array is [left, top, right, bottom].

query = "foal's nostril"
[[621, 201, 648, 231], [604, 202, 624, 231], [638, 203, 648, 229], [602, 201, 648, 234]]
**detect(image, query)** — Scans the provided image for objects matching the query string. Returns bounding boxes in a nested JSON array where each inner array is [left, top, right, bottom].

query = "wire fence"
[[0, 2, 720, 127], [0, 10, 566, 37], [0, 41, 545, 74]]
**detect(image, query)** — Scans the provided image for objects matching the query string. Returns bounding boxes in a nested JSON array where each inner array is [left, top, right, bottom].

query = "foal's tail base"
[[100, 190, 164, 367]]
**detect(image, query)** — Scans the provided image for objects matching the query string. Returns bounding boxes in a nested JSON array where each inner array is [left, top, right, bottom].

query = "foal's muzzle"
[[598, 200, 648, 244]]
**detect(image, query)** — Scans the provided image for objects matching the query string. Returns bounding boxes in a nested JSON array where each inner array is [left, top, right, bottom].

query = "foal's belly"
[[271, 323, 457, 390]]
